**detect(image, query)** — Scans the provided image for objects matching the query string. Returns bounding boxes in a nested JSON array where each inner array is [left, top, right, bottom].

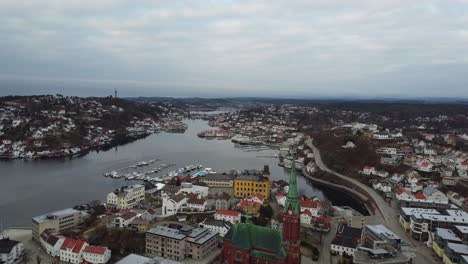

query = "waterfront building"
[[233, 166, 271, 199], [59, 238, 88, 264], [39, 229, 65, 257], [198, 173, 236, 188], [106, 184, 145, 210], [221, 159, 301, 264], [146, 225, 218, 261], [32, 208, 83, 242], [83, 245, 112, 264], [0, 238, 24, 264]]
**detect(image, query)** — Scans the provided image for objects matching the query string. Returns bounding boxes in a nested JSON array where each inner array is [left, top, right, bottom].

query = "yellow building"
[[233, 166, 271, 199]]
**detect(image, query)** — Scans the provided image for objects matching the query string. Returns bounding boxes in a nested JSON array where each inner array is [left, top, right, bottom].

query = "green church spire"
[[283, 154, 300, 215]]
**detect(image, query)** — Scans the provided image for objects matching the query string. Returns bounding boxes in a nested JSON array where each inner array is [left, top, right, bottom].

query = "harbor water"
[[0, 118, 364, 227]]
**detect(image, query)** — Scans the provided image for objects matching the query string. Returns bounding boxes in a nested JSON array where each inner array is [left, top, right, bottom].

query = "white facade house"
[[39, 230, 65, 257], [300, 200, 321, 217], [422, 187, 448, 203], [162, 194, 187, 216], [187, 198, 207, 212], [330, 242, 357, 257], [275, 192, 286, 207], [83, 246, 111, 264], [106, 184, 145, 210], [112, 212, 138, 228], [300, 210, 312, 224], [176, 183, 209, 198], [214, 210, 241, 224], [0, 238, 24, 264], [362, 166, 375, 175], [59, 238, 88, 264], [199, 219, 232, 237]]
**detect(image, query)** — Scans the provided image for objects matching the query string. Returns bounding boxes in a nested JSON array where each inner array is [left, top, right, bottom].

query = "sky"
[[1, 0, 468, 98]]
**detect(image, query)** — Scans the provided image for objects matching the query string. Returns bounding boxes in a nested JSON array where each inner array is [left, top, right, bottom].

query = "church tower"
[[281, 156, 301, 264]]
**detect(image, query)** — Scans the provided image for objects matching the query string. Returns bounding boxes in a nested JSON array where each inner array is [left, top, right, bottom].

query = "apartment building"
[[146, 225, 218, 261], [233, 167, 271, 199], [198, 173, 236, 188], [32, 208, 83, 242], [107, 184, 145, 210]]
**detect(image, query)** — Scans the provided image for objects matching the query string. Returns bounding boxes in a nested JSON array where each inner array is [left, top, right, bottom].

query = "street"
[[306, 140, 438, 264]]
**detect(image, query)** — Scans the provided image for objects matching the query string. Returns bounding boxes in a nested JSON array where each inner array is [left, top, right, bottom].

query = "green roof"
[[224, 222, 287, 260]]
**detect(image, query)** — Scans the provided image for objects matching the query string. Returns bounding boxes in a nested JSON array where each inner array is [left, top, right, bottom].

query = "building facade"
[[0, 238, 24, 264], [32, 208, 83, 242], [233, 166, 271, 199], [146, 225, 218, 261], [106, 184, 145, 210]]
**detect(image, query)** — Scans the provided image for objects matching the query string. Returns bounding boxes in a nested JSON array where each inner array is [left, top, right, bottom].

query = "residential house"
[[199, 218, 232, 237], [112, 211, 138, 228], [423, 187, 449, 203], [300, 210, 312, 224], [59, 238, 88, 264], [187, 198, 207, 212], [0, 238, 24, 264], [162, 194, 187, 216], [39, 229, 64, 257], [214, 210, 241, 224], [83, 246, 111, 264], [330, 225, 362, 257], [300, 199, 321, 217]]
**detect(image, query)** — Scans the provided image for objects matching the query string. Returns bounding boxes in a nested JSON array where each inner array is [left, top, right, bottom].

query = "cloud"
[[1, 0, 468, 98]]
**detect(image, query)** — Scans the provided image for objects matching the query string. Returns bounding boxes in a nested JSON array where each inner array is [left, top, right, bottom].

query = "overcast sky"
[[1, 0, 468, 98]]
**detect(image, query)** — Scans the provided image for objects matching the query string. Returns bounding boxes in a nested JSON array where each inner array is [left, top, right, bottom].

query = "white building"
[[83, 245, 111, 264], [300, 200, 321, 217], [60, 238, 88, 264], [199, 219, 232, 237], [176, 183, 209, 198], [423, 187, 448, 203], [162, 194, 187, 216], [187, 198, 207, 212], [112, 211, 138, 228], [107, 184, 145, 210], [214, 210, 241, 224], [39, 230, 65, 257], [362, 166, 375, 175], [300, 210, 312, 224], [0, 238, 24, 264]]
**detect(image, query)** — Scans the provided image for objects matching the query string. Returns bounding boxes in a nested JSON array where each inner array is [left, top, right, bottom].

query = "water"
[[0, 119, 363, 227]]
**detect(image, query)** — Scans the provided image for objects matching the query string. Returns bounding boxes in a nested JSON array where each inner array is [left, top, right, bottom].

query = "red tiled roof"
[[421, 162, 431, 167], [414, 193, 426, 200], [315, 216, 331, 223], [275, 192, 285, 198], [83, 245, 107, 255], [301, 210, 312, 217], [60, 238, 86, 253], [216, 210, 240, 217], [364, 166, 374, 170], [300, 200, 319, 209], [120, 211, 137, 220]]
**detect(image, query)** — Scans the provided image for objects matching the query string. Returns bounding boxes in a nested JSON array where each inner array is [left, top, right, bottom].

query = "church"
[[221, 159, 302, 264]]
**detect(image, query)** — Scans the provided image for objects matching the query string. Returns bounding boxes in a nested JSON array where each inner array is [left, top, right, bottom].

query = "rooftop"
[[366, 224, 401, 241], [435, 228, 462, 242], [447, 242, 468, 254], [0, 238, 20, 254], [32, 208, 80, 223]]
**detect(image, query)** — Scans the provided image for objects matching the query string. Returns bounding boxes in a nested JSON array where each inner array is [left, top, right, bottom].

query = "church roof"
[[224, 222, 287, 260]]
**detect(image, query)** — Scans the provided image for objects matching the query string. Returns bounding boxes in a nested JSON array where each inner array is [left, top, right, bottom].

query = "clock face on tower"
[[288, 209, 292, 215]]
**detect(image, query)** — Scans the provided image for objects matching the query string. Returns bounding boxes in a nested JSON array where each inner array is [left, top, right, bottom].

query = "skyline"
[[1, 0, 468, 98]]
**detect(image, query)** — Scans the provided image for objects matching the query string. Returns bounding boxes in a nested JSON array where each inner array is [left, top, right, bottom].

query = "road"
[[306, 139, 438, 264]]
